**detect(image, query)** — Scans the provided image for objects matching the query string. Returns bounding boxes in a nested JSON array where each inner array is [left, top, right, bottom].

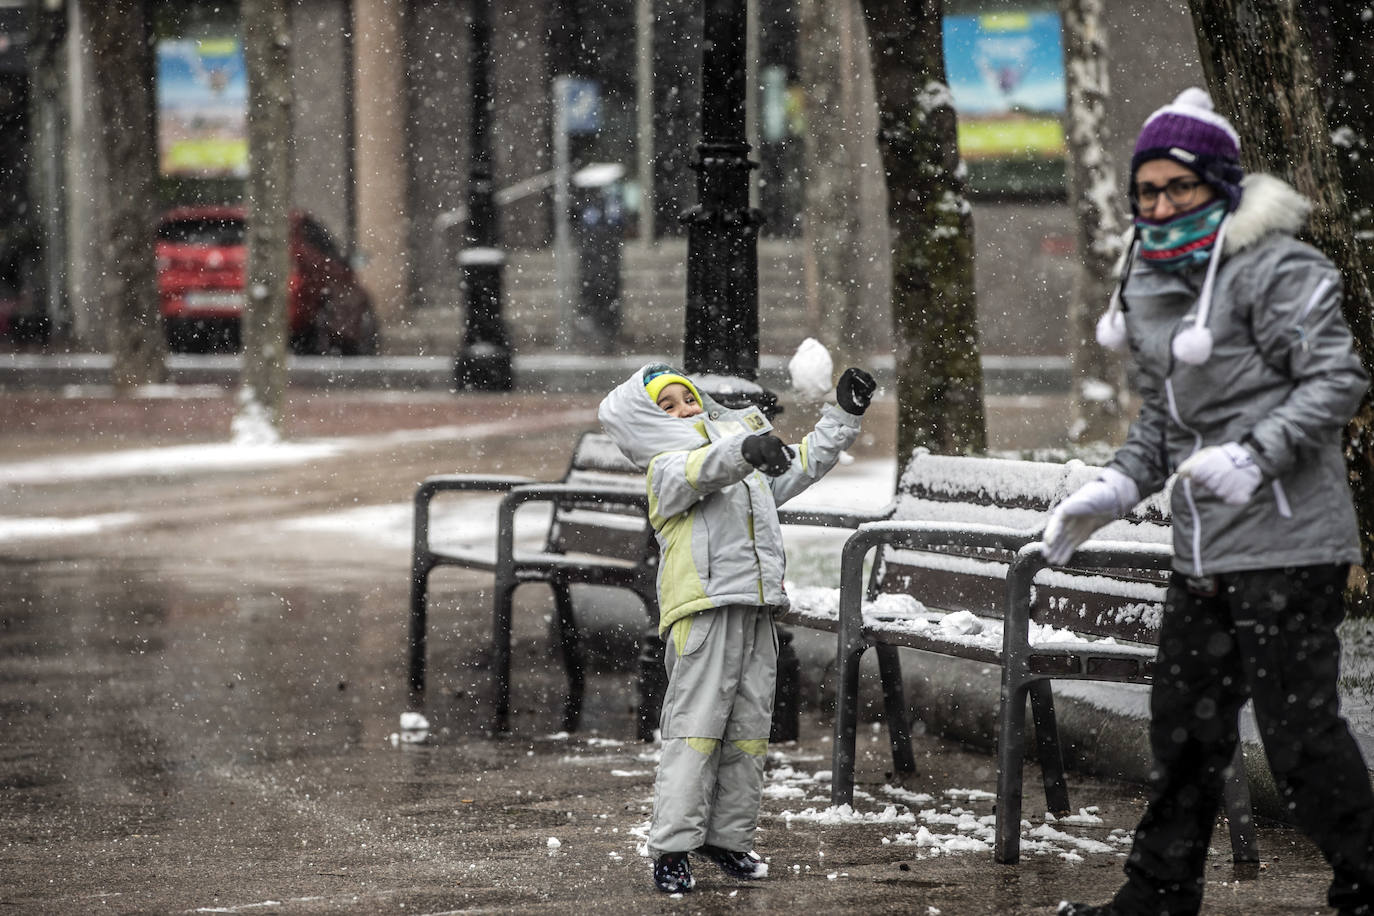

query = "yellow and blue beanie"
[[643, 364, 702, 407]]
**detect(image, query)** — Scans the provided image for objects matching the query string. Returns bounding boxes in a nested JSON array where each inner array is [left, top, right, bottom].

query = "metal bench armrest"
[[1003, 539, 1175, 662], [412, 474, 537, 558], [494, 483, 649, 570], [835, 520, 1038, 653]]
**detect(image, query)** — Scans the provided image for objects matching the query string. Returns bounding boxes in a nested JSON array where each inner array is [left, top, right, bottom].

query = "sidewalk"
[[0, 386, 1360, 914]]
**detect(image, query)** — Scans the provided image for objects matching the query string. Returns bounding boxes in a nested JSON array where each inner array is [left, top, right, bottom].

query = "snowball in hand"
[[788, 338, 834, 400]]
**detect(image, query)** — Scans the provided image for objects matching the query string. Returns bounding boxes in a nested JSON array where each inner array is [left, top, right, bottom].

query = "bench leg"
[[407, 558, 432, 702], [770, 626, 800, 743], [551, 583, 585, 733], [830, 640, 866, 807], [1028, 680, 1070, 816], [995, 678, 1030, 864], [1222, 742, 1259, 864], [636, 625, 666, 742], [491, 582, 517, 733], [875, 643, 917, 777]]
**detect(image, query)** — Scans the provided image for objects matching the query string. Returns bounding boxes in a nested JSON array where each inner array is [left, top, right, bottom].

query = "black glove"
[[741, 433, 793, 477], [836, 367, 877, 415]]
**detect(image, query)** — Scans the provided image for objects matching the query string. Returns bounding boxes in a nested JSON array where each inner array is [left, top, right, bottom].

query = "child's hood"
[[598, 366, 709, 469]]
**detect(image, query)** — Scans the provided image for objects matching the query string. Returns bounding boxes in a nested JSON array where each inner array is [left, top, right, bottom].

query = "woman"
[[1049, 88, 1374, 916]]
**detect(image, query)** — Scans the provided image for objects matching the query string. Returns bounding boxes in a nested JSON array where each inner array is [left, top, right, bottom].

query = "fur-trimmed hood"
[[1218, 173, 1310, 255]]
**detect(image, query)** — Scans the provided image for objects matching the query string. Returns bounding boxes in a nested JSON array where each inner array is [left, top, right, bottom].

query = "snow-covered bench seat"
[[776, 449, 1257, 866], [407, 431, 659, 736]]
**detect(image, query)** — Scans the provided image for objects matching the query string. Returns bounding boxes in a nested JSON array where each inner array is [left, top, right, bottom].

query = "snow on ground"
[[561, 737, 1126, 865], [0, 511, 140, 543], [0, 409, 596, 487]]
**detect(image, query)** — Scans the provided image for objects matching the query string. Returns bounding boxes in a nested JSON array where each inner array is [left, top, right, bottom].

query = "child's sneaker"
[[653, 851, 694, 893], [694, 844, 767, 879]]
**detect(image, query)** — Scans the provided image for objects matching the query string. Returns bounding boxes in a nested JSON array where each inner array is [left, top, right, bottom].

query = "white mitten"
[[1176, 442, 1261, 505], [1043, 468, 1141, 566]]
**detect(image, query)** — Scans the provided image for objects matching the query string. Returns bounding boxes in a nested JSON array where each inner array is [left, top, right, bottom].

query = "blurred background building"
[[0, 0, 1203, 363]]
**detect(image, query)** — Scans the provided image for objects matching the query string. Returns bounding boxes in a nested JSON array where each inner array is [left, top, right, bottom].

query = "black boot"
[[694, 844, 766, 879], [653, 851, 694, 893]]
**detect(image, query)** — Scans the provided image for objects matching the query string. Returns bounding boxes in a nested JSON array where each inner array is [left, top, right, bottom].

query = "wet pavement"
[[0, 387, 1348, 914]]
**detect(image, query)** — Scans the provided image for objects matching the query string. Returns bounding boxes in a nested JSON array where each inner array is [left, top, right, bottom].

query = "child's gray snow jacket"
[[1107, 173, 1369, 576], [598, 366, 861, 635]]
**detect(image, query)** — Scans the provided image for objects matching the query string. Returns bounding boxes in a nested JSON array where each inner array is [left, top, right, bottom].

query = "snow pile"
[[230, 386, 282, 447], [779, 804, 917, 827], [788, 337, 834, 400]]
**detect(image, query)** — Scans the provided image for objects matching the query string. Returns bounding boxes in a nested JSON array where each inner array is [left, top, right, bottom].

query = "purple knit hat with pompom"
[[1130, 87, 1244, 212]]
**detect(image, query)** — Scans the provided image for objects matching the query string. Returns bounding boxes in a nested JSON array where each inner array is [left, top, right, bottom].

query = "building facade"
[[3, 0, 1202, 358]]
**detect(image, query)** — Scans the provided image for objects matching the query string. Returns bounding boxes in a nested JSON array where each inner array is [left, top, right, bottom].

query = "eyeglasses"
[[1132, 177, 1206, 212]]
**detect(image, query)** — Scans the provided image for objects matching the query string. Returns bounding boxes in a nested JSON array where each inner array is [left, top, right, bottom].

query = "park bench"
[[778, 450, 1259, 865], [406, 430, 660, 736], [406, 428, 880, 740]]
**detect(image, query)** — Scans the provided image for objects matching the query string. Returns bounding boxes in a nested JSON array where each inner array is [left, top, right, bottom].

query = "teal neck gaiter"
[[1135, 198, 1228, 272]]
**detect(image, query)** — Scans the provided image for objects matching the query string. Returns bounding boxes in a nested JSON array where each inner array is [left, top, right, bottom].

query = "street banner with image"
[[943, 9, 1067, 196], [156, 38, 248, 178]]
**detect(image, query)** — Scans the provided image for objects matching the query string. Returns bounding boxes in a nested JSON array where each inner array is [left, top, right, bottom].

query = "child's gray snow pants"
[[648, 604, 777, 856]]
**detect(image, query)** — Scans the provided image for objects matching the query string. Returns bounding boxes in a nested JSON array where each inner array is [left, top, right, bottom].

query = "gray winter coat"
[[1108, 174, 1369, 576]]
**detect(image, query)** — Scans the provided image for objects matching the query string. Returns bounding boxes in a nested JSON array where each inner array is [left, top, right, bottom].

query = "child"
[[598, 362, 876, 893]]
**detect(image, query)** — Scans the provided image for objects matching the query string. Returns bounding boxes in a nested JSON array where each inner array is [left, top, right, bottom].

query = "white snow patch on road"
[[0, 512, 139, 542], [0, 440, 345, 485], [0, 410, 595, 486]]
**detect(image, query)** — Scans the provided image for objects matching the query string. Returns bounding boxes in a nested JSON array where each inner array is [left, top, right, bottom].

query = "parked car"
[[157, 206, 380, 355]]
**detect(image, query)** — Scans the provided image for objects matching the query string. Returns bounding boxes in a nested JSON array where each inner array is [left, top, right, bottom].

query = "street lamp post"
[[677, 0, 794, 742], [682, 0, 769, 413], [454, 0, 513, 391]]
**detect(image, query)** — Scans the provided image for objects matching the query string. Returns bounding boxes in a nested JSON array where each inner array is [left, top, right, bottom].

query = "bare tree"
[[860, 0, 986, 459], [1189, 0, 1374, 611], [237, 0, 293, 442], [83, 0, 165, 390], [1059, 0, 1128, 445]]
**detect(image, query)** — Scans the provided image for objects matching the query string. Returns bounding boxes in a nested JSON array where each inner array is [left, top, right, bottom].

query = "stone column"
[[351, 0, 410, 321]]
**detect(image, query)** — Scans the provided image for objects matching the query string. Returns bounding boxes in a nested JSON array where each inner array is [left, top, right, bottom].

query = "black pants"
[[1114, 564, 1374, 915]]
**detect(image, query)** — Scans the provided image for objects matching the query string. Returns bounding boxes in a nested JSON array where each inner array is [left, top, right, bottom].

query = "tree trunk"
[[84, 0, 165, 390], [860, 0, 986, 460], [1301, 0, 1374, 272], [1189, 0, 1374, 612], [1059, 0, 1129, 446], [238, 0, 293, 442], [799, 0, 865, 373]]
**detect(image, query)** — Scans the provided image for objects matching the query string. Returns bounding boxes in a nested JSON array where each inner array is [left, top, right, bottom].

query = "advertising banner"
[[156, 38, 248, 178], [943, 10, 1067, 196]]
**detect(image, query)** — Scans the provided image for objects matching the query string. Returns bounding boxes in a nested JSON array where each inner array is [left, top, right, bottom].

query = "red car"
[[157, 206, 380, 355]]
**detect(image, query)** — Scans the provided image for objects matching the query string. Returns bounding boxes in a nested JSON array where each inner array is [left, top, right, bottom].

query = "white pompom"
[[1095, 310, 1128, 350], [1174, 87, 1214, 112], [1172, 325, 1214, 365]]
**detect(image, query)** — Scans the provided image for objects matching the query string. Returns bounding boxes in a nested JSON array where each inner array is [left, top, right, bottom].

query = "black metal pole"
[[454, 0, 513, 391], [683, 0, 763, 385]]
